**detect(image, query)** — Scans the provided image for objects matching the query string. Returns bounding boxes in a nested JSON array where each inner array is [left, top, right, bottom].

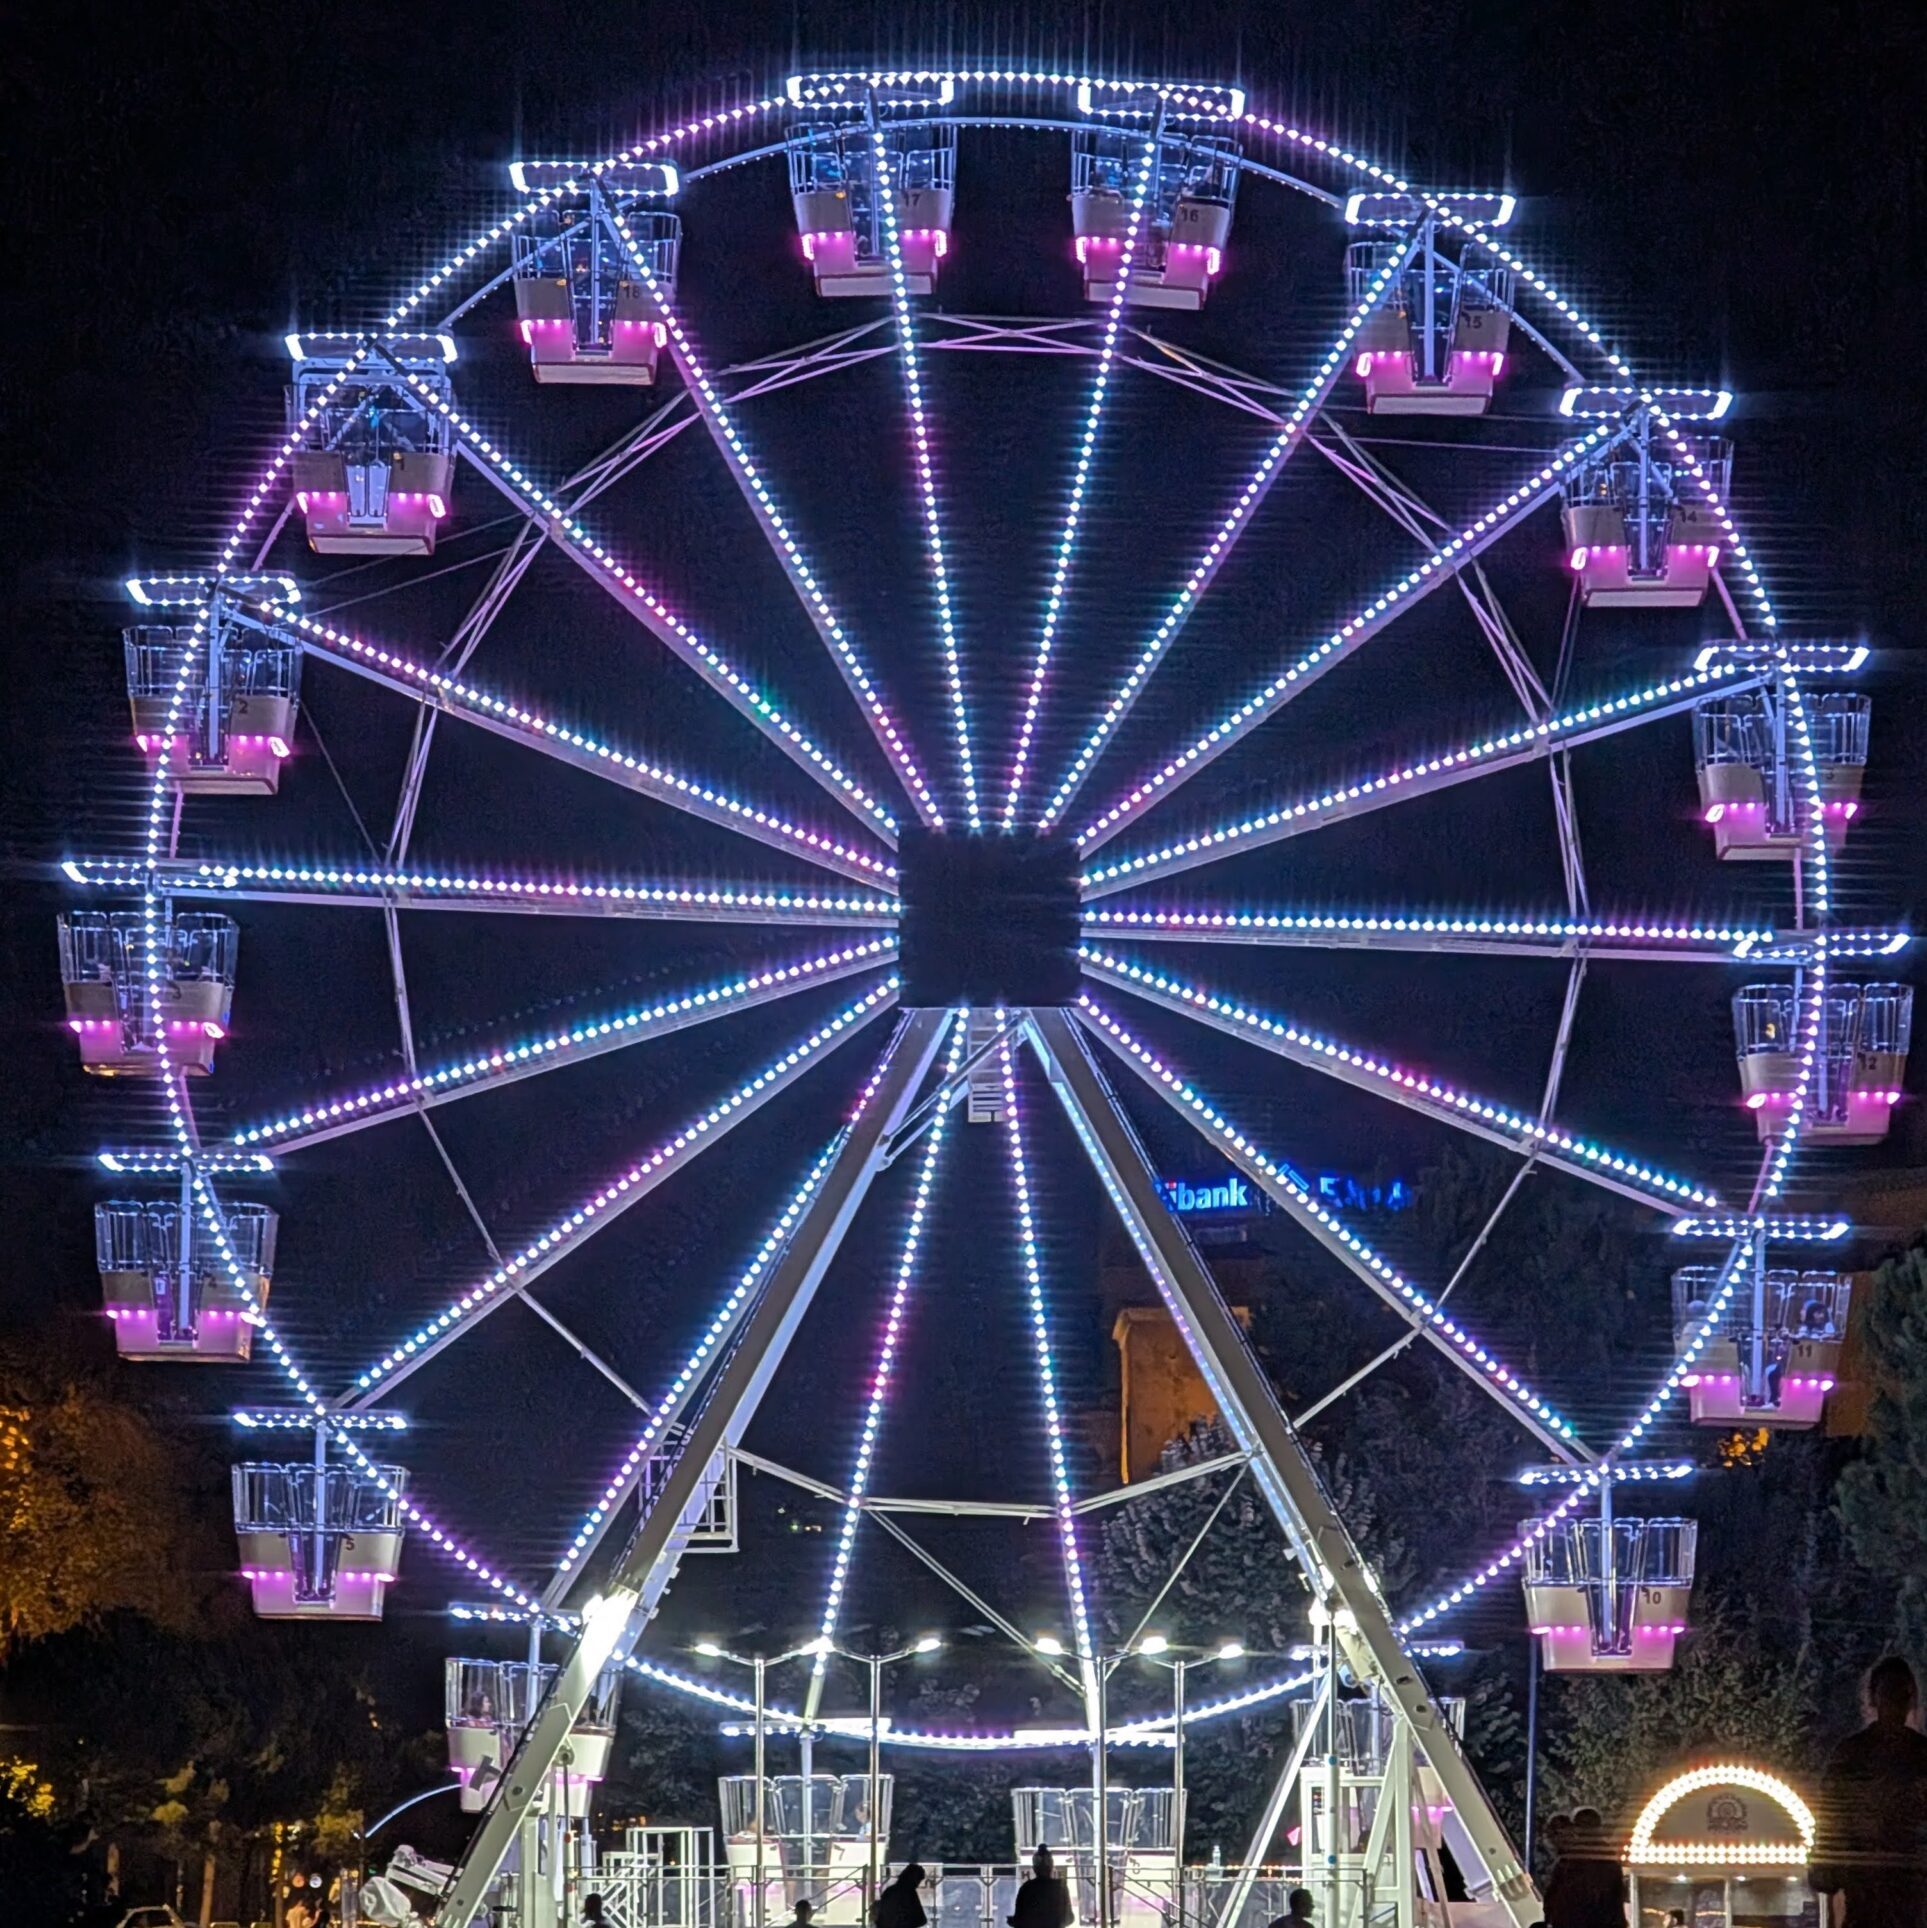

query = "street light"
[[1030, 1634, 1246, 1928], [694, 1637, 826, 1928], [814, 1637, 945, 1913]]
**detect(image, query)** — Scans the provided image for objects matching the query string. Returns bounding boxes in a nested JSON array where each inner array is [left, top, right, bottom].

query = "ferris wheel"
[[58, 65, 1914, 1928]]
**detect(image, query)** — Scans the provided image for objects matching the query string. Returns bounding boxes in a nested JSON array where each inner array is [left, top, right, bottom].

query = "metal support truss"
[[1081, 952, 1705, 1216], [242, 605, 893, 885], [1080, 668, 1768, 894], [1024, 1010, 1539, 1925], [435, 1009, 951, 1928], [338, 985, 902, 1409], [1075, 1005, 1588, 1464], [1219, 1675, 1331, 1928], [72, 856, 897, 927]]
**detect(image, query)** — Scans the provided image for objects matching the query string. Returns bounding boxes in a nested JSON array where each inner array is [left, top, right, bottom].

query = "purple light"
[[1073, 995, 1581, 1441], [1080, 948, 1718, 1207], [274, 605, 895, 881], [1000, 1030, 1097, 1674], [814, 1018, 965, 1663], [352, 978, 900, 1396]]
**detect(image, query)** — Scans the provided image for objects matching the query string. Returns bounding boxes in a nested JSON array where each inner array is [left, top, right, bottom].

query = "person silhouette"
[[1010, 1846, 1074, 1928], [1264, 1888, 1315, 1926], [1813, 1655, 1927, 1924], [872, 1864, 928, 1928]]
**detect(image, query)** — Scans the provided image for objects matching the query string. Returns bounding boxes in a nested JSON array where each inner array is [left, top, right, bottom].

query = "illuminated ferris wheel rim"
[[101, 64, 1863, 1759]]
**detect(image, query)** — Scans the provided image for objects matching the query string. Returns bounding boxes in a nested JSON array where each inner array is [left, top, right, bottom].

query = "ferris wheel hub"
[[896, 827, 1079, 1007]]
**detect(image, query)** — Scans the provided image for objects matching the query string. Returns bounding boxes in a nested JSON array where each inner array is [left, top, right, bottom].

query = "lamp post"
[[814, 1636, 942, 1914], [696, 1638, 827, 1928], [1035, 1634, 1245, 1928]]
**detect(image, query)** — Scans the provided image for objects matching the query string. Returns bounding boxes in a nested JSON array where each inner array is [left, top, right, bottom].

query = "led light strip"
[[1082, 663, 1749, 893], [1626, 1763, 1814, 1865], [231, 940, 897, 1150], [1399, 664, 1838, 1636], [1517, 1462, 1690, 1487], [368, 370, 896, 843], [553, 1139, 844, 1582], [601, 200, 940, 828], [1037, 235, 1421, 831], [870, 130, 981, 828], [1081, 948, 1718, 1208], [812, 1020, 968, 1666], [98, 1148, 274, 1175], [269, 604, 894, 883], [1081, 905, 1780, 957], [1670, 1214, 1847, 1242], [349, 978, 900, 1394], [1000, 1032, 1098, 1681], [1003, 130, 1160, 830], [111, 103, 813, 1626], [1075, 425, 1617, 850], [65, 856, 899, 923], [1073, 997, 1581, 1442]]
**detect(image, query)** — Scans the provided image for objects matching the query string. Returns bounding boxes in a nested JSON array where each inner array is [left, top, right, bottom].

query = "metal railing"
[[592, 1857, 1339, 1928], [1671, 1267, 1850, 1346], [59, 910, 240, 991]]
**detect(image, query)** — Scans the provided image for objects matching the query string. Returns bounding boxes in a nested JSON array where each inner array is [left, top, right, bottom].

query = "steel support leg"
[[1025, 1011, 1541, 1926], [435, 1009, 951, 1927], [1218, 1675, 1330, 1928]]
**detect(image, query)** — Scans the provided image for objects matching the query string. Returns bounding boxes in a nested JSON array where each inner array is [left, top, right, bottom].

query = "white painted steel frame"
[[1025, 1009, 1539, 1924], [434, 1008, 951, 1927]]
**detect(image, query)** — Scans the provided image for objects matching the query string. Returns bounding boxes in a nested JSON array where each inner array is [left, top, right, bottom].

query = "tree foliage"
[[1835, 1240, 1927, 1652], [0, 1355, 212, 1654], [1541, 1604, 1815, 1826]]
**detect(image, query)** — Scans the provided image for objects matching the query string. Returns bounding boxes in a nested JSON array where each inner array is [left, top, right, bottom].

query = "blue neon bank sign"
[[1159, 1167, 1411, 1216]]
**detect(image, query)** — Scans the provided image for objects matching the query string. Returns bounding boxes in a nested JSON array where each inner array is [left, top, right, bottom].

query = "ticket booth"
[[1624, 1762, 1818, 1926]]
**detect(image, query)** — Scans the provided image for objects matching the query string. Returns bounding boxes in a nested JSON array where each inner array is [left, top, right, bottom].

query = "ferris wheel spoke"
[[866, 130, 983, 827], [227, 938, 898, 1155], [1073, 420, 1629, 854], [1002, 129, 1160, 830], [63, 854, 899, 926], [597, 201, 943, 831], [339, 977, 903, 1408], [1079, 947, 1720, 1213], [245, 602, 896, 885], [1077, 904, 1874, 965], [373, 367, 900, 845], [801, 1017, 967, 1718], [1034, 231, 1423, 831], [546, 1131, 849, 1603], [998, 1029, 1101, 1727], [1079, 660, 1768, 896], [1062, 998, 1590, 1464]]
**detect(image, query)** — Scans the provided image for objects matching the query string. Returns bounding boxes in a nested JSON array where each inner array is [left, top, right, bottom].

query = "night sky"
[[4, 0, 1924, 1767]]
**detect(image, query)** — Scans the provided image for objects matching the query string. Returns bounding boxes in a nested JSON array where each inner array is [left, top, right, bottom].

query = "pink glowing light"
[[267, 736, 291, 759], [1569, 546, 1590, 571], [1355, 351, 1374, 377], [427, 494, 448, 519], [203, 1021, 227, 1041]]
